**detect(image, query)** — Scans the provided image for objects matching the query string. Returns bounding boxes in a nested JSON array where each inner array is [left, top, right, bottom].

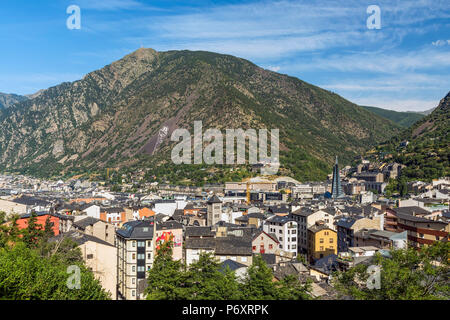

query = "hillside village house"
[[184, 225, 253, 266], [251, 229, 280, 255], [100, 207, 126, 226], [72, 216, 116, 245]]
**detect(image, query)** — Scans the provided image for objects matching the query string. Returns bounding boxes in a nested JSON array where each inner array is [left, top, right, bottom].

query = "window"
[[138, 241, 145, 247], [147, 253, 151, 259], [87, 254, 94, 259], [132, 266, 136, 272], [132, 253, 136, 260], [252, 246, 256, 251], [230, 256, 236, 261], [147, 241, 152, 246], [320, 238, 324, 243], [137, 266, 145, 272], [132, 290, 136, 297], [329, 238, 334, 243], [320, 246, 324, 251], [132, 241, 136, 247], [132, 278, 136, 284], [419, 233, 424, 238], [137, 254, 145, 260], [269, 244, 273, 250]]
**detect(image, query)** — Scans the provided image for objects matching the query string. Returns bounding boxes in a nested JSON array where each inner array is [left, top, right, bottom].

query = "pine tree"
[[22, 211, 44, 248], [43, 215, 55, 240], [240, 254, 278, 300]]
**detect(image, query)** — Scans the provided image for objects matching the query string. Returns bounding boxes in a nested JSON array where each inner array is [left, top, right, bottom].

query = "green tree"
[[240, 254, 278, 299], [275, 274, 312, 300], [22, 211, 45, 248], [146, 239, 190, 300], [333, 241, 450, 300], [0, 242, 110, 300], [43, 216, 55, 241]]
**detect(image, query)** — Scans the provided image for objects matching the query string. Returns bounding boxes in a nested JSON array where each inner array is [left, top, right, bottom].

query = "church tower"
[[207, 195, 222, 226]]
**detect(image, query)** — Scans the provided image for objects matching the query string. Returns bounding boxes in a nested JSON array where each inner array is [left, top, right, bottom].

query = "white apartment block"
[[263, 215, 298, 257]]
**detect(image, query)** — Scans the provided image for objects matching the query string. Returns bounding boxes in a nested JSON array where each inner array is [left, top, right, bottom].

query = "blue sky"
[[0, 0, 449, 111]]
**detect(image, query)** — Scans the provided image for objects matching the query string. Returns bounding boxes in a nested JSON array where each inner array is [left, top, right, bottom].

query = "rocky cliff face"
[[0, 93, 28, 109], [0, 48, 400, 180]]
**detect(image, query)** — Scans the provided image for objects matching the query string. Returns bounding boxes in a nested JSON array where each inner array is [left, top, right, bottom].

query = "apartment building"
[[395, 212, 449, 248], [337, 215, 383, 253], [50, 231, 117, 300], [263, 215, 298, 257], [290, 207, 336, 255], [307, 221, 337, 262], [116, 220, 155, 300]]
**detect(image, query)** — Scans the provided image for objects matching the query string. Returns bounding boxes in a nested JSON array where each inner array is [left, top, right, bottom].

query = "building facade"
[[116, 220, 155, 300]]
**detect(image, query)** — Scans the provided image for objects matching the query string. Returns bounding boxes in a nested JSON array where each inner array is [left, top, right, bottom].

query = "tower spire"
[[331, 155, 344, 199]]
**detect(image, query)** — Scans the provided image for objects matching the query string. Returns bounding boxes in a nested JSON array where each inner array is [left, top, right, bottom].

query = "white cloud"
[[432, 40, 450, 46], [352, 97, 439, 112], [266, 66, 281, 72]]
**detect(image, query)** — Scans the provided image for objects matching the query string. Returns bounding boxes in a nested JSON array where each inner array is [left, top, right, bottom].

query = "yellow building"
[[307, 221, 337, 262]]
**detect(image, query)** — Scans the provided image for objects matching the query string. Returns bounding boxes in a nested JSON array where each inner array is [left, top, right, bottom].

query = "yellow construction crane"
[[246, 182, 251, 204]]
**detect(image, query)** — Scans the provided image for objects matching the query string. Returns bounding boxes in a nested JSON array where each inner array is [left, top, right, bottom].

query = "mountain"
[[374, 92, 449, 181], [0, 48, 400, 183], [0, 93, 28, 109], [362, 106, 425, 128], [418, 107, 436, 116]]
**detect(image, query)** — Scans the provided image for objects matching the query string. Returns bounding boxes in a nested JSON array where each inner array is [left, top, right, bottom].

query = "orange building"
[[16, 212, 61, 236], [99, 207, 127, 226]]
